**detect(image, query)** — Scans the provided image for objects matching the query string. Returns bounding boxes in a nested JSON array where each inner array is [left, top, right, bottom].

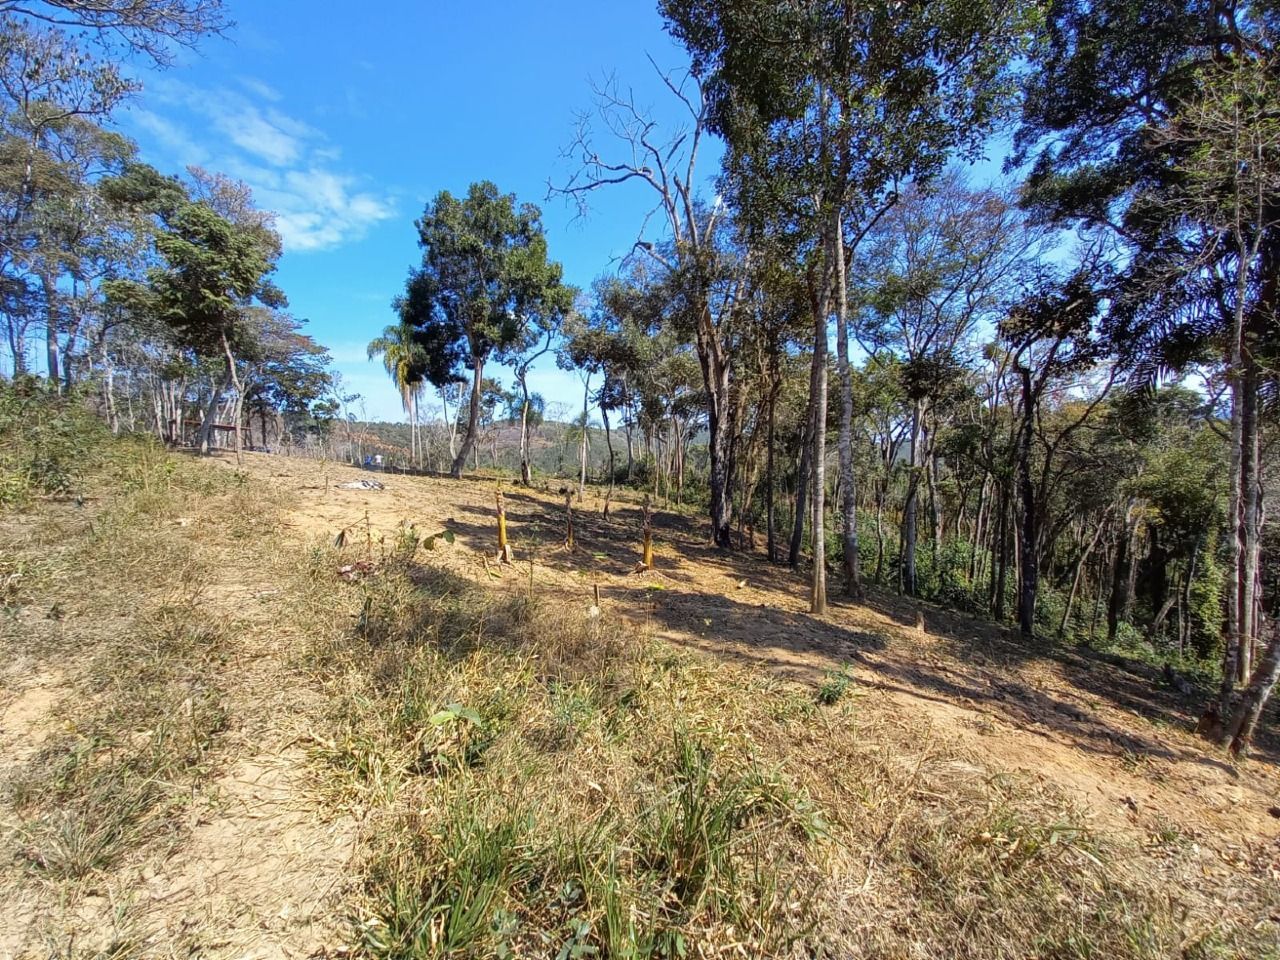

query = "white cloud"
[[129, 109, 209, 165], [130, 78, 395, 254], [216, 104, 306, 166], [237, 76, 282, 102]]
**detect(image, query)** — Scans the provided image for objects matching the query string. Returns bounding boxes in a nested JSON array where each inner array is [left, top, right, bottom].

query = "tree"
[[1000, 268, 1107, 638], [503, 383, 546, 479], [240, 311, 332, 449], [664, 0, 1038, 611], [1016, 0, 1280, 750], [106, 174, 284, 455], [0, 15, 135, 381], [560, 283, 641, 503], [856, 174, 1045, 595], [397, 181, 569, 479], [502, 272, 572, 485], [367, 321, 428, 467], [0, 0, 229, 65], [0, 0, 227, 387], [554, 69, 748, 549]]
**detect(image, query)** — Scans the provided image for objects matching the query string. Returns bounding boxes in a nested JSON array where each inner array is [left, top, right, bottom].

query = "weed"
[[816, 664, 856, 705], [362, 799, 535, 959]]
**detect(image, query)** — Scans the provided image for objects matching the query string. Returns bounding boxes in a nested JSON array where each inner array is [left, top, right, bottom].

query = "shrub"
[[0, 379, 107, 508]]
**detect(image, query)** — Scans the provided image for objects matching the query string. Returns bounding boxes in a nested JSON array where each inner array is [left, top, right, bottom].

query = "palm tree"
[[367, 322, 428, 468]]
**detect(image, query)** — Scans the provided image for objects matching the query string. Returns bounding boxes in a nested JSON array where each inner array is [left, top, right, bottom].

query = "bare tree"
[[0, 0, 229, 65], [552, 64, 748, 548]]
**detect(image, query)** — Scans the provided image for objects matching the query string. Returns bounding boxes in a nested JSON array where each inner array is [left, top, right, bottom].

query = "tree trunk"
[[624, 419, 634, 480], [789, 391, 814, 570], [1016, 365, 1037, 640], [451, 356, 483, 478], [102, 341, 119, 434], [928, 439, 943, 572], [519, 373, 533, 485], [833, 214, 861, 598], [993, 482, 1010, 621], [1060, 514, 1107, 638], [441, 386, 459, 462], [1180, 543, 1199, 656], [874, 482, 886, 584], [578, 373, 590, 501], [40, 269, 61, 392], [1221, 626, 1280, 757], [1108, 510, 1135, 644], [686, 286, 737, 549], [1237, 355, 1262, 682], [901, 401, 922, 596], [707, 380, 734, 548], [197, 366, 231, 455], [602, 403, 615, 508], [970, 474, 990, 588], [809, 246, 831, 616], [222, 334, 244, 463], [765, 376, 778, 563]]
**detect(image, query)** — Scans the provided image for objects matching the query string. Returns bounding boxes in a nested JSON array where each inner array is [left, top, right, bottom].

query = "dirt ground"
[[0, 459, 357, 958], [3, 448, 1277, 957], [229, 451, 1280, 867]]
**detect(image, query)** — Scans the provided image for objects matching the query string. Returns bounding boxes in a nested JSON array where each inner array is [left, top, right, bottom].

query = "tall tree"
[[664, 0, 1038, 610], [397, 181, 569, 479], [0, 15, 134, 380], [1016, 0, 1280, 750], [857, 174, 1044, 594], [554, 70, 749, 549], [106, 176, 285, 455], [367, 321, 428, 467], [1001, 269, 1107, 638]]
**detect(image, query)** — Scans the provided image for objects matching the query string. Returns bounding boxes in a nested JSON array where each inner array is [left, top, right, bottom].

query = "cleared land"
[[1, 445, 1277, 958]]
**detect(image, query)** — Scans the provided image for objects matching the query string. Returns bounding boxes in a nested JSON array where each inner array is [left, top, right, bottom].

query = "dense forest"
[[2, 3, 1277, 752]]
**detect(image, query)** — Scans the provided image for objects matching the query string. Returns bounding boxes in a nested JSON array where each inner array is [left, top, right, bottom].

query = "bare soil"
[[234, 451, 1280, 865], [0, 461, 356, 958], [2, 448, 1276, 957]]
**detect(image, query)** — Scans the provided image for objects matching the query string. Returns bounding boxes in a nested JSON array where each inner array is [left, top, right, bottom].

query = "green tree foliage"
[[1016, 0, 1280, 751], [368, 320, 430, 466], [397, 181, 571, 478], [105, 171, 286, 454]]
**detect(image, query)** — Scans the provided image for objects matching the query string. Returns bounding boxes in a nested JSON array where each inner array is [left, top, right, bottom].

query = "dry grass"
[[281, 536, 1275, 959], [3, 412, 1275, 958], [0, 435, 299, 955]]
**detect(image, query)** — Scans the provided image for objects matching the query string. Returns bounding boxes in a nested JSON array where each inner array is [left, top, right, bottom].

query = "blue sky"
[[119, 1, 720, 421]]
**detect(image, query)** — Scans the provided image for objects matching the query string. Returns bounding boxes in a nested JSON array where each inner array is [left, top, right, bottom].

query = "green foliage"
[[397, 181, 572, 391], [815, 665, 855, 706], [663, 0, 1038, 233], [1188, 537, 1225, 661], [0, 380, 106, 508], [368, 321, 430, 418], [108, 193, 284, 357], [363, 801, 534, 959]]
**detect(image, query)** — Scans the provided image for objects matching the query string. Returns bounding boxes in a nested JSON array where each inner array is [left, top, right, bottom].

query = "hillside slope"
[[2, 445, 1277, 958], [247, 451, 1280, 851]]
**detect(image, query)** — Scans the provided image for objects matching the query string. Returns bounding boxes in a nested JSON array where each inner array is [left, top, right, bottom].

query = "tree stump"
[[563, 491, 575, 551], [495, 491, 514, 564], [637, 495, 654, 572]]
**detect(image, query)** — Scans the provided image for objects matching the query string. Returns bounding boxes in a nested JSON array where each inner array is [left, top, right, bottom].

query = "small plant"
[[816, 665, 856, 705], [362, 802, 534, 960], [1147, 816, 1185, 848]]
